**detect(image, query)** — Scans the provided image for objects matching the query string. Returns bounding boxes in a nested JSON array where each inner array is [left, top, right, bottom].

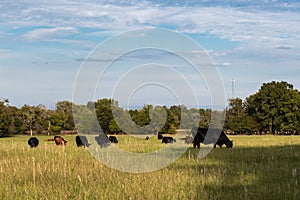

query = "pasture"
[[0, 134, 299, 199]]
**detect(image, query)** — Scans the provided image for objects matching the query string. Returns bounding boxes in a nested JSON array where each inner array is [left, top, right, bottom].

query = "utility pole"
[[231, 79, 235, 99]]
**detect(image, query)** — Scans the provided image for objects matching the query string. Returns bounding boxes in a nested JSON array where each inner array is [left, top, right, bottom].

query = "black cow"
[[191, 127, 233, 148], [109, 136, 118, 143], [28, 137, 39, 148], [162, 136, 176, 144], [95, 133, 110, 147], [157, 134, 163, 140], [145, 136, 149, 140], [75, 135, 90, 147]]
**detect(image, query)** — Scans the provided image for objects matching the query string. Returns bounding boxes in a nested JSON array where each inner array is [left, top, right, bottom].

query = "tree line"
[[225, 81, 300, 134], [1, 81, 300, 137]]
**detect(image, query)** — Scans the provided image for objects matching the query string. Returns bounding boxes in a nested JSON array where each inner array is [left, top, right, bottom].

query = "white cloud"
[[0, 49, 13, 58], [1, 2, 297, 50], [1, 0, 300, 106], [24, 27, 78, 41]]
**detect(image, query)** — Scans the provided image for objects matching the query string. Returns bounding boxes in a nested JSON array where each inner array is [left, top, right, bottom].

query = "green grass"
[[0, 135, 299, 199]]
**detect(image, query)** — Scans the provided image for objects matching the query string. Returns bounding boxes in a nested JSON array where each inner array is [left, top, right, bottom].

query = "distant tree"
[[72, 104, 99, 133], [225, 98, 258, 134], [6, 105, 19, 134], [0, 99, 10, 136], [279, 89, 300, 133], [128, 105, 166, 134], [20, 104, 49, 135], [169, 105, 182, 128], [129, 104, 152, 128], [245, 81, 300, 134], [50, 111, 67, 133], [225, 98, 244, 133], [167, 124, 177, 134], [48, 101, 76, 133], [109, 119, 122, 134], [20, 105, 36, 136], [95, 98, 118, 134], [35, 104, 50, 134], [56, 101, 75, 130], [147, 106, 167, 134], [157, 106, 179, 134], [198, 108, 210, 128]]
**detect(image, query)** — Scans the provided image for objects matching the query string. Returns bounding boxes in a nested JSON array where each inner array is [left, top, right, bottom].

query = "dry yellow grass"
[[0, 135, 299, 199]]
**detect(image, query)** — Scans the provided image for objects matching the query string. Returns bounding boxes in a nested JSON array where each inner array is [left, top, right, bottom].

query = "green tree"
[[128, 105, 166, 134], [56, 101, 75, 130], [198, 108, 210, 128], [225, 98, 258, 134], [109, 119, 122, 134], [50, 111, 68, 133], [245, 81, 300, 134], [225, 98, 244, 133], [129, 105, 152, 127], [20, 104, 49, 135], [0, 99, 11, 136], [169, 105, 182, 128], [95, 98, 118, 134], [280, 89, 300, 133], [72, 104, 99, 133]]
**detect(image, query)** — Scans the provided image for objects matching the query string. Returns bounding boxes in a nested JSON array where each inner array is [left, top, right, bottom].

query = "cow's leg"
[[213, 144, 216, 148]]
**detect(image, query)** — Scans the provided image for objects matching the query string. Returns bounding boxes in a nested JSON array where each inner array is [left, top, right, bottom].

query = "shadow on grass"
[[181, 145, 300, 200], [0, 134, 14, 138]]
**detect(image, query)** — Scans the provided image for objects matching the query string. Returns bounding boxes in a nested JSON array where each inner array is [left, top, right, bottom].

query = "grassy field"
[[0, 134, 299, 200]]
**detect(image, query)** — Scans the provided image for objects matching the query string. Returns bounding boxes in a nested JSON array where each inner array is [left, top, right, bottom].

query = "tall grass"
[[0, 135, 299, 199]]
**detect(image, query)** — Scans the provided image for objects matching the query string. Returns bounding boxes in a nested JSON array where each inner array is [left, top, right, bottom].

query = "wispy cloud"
[[24, 27, 78, 41], [1, 0, 300, 107], [0, 49, 13, 58], [1, 1, 299, 49]]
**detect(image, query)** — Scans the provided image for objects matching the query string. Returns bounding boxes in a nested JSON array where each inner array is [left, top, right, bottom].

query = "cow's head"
[[226, 140, 233, 148]]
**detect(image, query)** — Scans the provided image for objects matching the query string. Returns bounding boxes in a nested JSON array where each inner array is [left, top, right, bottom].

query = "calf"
[[109, 136, 118, 143], [191, 127, 233, 148], [28, 137, 39, 148], [75, 135, 90, 147], [54, 135, 67, 146], [162, 136, 176, 144]]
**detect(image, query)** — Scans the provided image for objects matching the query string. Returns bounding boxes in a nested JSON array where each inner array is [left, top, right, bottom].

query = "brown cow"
[[54, 135, 67, 146], [185, 136, 194, 144]]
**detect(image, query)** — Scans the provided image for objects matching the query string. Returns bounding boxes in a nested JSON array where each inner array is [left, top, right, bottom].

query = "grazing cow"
[[162, 136, 176, 144], [157, 134, 163, 140], [145, 136, 149, 140], [185, 136, 194, 144], [28, 137, 39, 148], [54, 135, 67, 146], [75, 135, 90, 147], [95, 133, 110, 147], [191, 127, 233, 148], [109, 136, 118, 143]]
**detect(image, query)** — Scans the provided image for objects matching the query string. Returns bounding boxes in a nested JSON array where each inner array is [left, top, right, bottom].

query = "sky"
[[0, 0, 300, 109]]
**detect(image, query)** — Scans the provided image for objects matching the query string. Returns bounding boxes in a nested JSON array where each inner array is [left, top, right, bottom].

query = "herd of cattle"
[[27, 127, 233, 149]]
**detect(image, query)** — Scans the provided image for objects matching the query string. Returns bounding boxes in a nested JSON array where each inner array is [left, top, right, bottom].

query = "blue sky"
[[0, 0, 299, 109]]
